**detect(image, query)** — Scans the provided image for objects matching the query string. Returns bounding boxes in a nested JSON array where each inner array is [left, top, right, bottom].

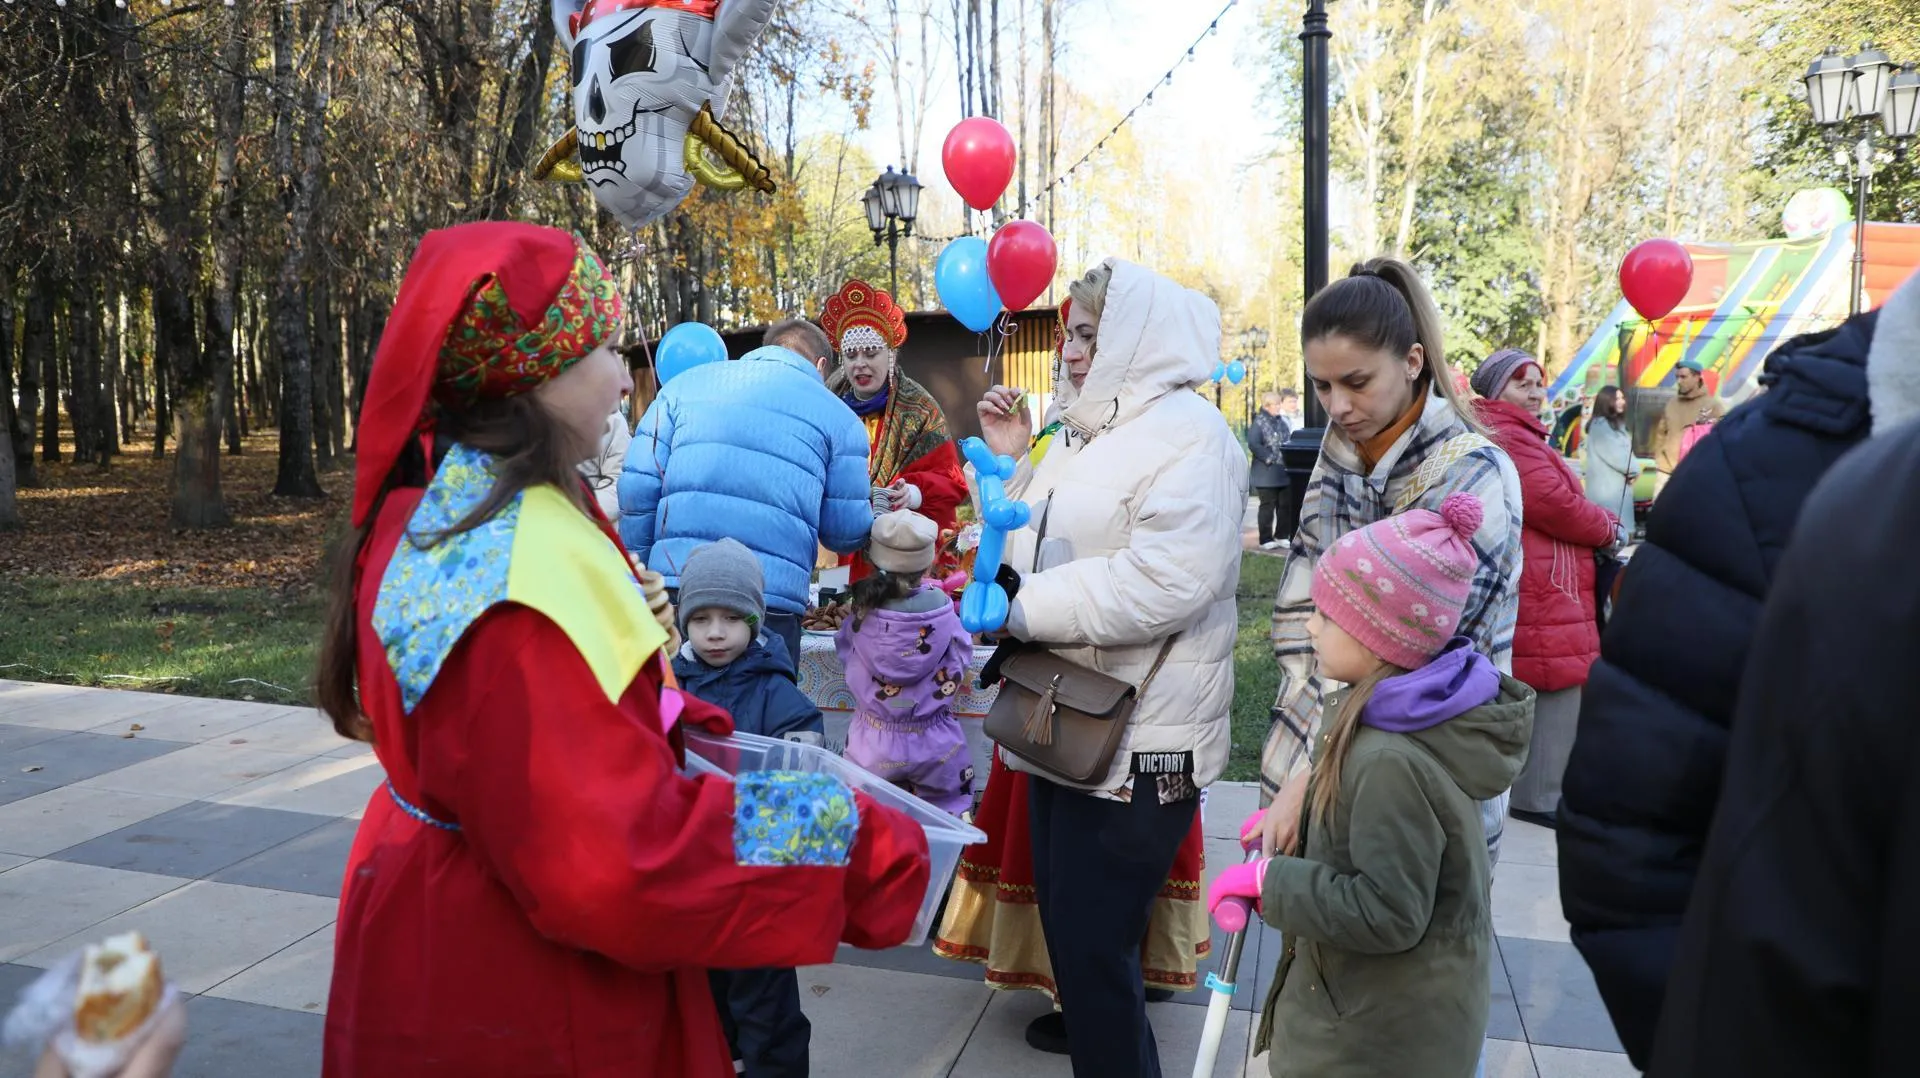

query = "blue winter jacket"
[[670, 634, 823, 740], [618, 347, 872, 614]]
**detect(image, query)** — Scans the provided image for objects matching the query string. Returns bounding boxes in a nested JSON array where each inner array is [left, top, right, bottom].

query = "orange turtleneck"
[[1356, 390, 1426, 473]]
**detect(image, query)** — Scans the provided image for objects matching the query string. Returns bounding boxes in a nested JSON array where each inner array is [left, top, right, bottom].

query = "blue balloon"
[[1226, 360, 1247, 385], [935, 237, 1004, 333], [657, 322, 727, 383], [957, 437, 1031, 633], [1212, 363, 1226, 383]]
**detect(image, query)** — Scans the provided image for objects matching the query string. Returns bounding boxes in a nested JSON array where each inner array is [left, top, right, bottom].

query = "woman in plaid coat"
[[1250, 259, 1524, 862]]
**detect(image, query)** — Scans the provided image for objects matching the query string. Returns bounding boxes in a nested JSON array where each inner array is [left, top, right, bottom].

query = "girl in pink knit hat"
[[1209, 492, 1536, 1078]]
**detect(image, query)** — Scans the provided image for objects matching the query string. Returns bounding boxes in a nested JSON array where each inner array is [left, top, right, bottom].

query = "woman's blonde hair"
[[1067, 263, 1112, 327], [1305, 663, 1408, 834], [1301, 257, 1489, 438]]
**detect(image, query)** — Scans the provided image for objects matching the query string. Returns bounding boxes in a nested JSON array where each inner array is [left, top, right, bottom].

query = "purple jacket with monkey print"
[[834, 589, 974, 727]]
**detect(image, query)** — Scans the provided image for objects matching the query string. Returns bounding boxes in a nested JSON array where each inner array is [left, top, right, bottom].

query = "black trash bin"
[[1278, 427, 1325, 545]]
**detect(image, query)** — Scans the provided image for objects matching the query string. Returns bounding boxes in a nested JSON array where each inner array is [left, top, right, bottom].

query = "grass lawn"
[[0, 577, 324, 706], [1225, 550, 1285, 783]]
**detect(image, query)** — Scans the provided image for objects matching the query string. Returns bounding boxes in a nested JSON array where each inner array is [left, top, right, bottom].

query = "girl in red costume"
[[820, 279, 968, 582], [316, 222, 930, 1077]]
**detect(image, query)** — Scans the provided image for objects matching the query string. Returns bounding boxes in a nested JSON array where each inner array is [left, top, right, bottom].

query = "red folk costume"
[[326, 222, 929, 1078], [820, 279, 968, 581]]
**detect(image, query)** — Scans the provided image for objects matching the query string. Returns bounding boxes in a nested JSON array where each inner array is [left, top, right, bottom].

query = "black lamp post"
[[1281, 0, 1332, 535], [1802, 45, 1920, 315], [864, 166, 923, 297]]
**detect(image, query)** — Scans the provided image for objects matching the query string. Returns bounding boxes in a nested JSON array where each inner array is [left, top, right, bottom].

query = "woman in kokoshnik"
[[930, 288, 1214, 1045], [820, 279, 970, 582], [315, 221, 931, 1078]]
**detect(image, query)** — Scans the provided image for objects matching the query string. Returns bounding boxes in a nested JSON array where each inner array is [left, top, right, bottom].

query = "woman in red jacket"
[[1471, 349, 1622, 829], [316, 222, 930, 1077]]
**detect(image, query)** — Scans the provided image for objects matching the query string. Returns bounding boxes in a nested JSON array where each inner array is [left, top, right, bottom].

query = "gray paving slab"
[[170, 994, 324, 1078], [1489, 933, 1527, 1041], [208, 818, 359, 898], [1498, 935, 1627, 1055], [0, 724, 69, 755], [0, 688, 191, 731], [0, 773, 57, 808], [0, 730, 190, 787], [51, 801, 335, 880], [829, 937, 981, 983]]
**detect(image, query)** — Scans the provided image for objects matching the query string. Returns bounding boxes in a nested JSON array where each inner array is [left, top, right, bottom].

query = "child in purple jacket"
[[836, 510, 976, 817]]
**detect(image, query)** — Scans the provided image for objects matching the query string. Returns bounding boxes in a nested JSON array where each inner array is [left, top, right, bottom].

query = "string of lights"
[[910, 0, 1241, 244], [1013, 0, 1238, 219]]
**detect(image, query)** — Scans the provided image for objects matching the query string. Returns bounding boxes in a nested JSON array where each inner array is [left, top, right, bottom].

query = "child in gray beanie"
[[672, 537, 822, 1078]]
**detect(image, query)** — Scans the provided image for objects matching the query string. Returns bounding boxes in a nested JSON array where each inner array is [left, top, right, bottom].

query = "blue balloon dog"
[[958, 437, 1032, 634]]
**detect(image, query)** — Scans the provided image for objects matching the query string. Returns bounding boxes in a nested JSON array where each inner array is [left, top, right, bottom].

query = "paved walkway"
[[0, 680, 1633, 1077]]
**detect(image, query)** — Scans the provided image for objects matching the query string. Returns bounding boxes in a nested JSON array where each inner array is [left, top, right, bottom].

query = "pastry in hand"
[[73, 931, 163, 1043]]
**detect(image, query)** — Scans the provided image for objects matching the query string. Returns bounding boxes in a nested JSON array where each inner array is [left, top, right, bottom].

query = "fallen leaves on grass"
[[0, 430, 346, 592]]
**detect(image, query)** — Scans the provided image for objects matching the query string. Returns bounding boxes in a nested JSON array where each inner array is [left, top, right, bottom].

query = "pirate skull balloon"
[[543, 0, 778, 228]]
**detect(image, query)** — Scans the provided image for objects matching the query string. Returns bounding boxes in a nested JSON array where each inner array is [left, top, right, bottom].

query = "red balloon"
[[942, 118, 1017, 212], [986, 220, 1058, 313], [1618, 239, 1694, 322]]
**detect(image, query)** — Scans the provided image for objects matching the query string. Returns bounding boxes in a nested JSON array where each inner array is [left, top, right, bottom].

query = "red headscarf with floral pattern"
[[352, 222, 622, 527]]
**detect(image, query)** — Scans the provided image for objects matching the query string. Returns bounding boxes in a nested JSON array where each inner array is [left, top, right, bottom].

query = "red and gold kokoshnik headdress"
[[820, 279, 908, 352]]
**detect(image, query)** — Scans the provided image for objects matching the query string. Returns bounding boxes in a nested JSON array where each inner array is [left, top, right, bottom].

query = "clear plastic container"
[[682, 728, 987, 948]]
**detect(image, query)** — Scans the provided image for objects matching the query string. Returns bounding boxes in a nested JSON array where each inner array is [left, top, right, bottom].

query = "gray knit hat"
[[677, 539, 765, 634], [1470, 348, 1540, 400]]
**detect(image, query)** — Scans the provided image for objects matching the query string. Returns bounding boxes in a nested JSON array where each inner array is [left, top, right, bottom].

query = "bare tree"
[[208, 0, 251, 475], [271, 0, 344, 499]]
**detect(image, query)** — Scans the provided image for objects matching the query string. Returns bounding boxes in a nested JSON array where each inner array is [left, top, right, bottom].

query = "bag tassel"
[[1025, 674, 1062, 746]]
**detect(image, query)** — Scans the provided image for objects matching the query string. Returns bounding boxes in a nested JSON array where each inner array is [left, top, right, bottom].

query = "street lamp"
[[1801, 43, 1919, 315], [1238, 326, 1270, 430], [864, 166, 922, 297]]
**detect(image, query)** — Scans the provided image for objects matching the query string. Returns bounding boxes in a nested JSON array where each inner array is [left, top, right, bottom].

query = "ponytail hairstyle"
[[847, 567, 925, 631], [1305, 662, 1409, 833], [1301, 257, 1490, 438]]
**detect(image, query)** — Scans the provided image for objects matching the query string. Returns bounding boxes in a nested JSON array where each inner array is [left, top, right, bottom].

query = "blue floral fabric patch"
[[732, 771, 860, 867], [372, 444, 523, 714]]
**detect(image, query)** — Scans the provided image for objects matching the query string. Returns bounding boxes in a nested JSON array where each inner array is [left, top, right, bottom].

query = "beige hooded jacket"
[[996, 259, 1248, 793]]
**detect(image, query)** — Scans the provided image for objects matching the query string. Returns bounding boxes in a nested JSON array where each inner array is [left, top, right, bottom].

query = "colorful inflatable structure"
[[1550, 192, 1920, 403]]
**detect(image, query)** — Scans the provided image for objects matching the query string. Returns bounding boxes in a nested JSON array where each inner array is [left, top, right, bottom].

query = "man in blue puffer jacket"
[[619, 344, 873, 669]]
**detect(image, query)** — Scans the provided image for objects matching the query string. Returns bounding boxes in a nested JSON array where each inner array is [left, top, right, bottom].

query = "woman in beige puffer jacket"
[[981, 258, 1247, 1076]]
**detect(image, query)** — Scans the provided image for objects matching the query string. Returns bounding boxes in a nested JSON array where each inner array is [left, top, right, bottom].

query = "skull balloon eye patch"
[[606, 19, 658, 76]]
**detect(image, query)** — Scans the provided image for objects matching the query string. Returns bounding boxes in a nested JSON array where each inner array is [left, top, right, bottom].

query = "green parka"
[[1255, 675, 1534, 1078]]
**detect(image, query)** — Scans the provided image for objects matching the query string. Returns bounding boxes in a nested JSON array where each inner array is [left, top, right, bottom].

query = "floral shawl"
[[829, 368, 955, 486]]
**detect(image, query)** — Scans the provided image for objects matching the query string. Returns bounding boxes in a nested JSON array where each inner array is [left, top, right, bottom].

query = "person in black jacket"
[[1648, 414, 1920, 1077], [1556, 268, 1920, 1069], [1250, 388, 1297, 548]]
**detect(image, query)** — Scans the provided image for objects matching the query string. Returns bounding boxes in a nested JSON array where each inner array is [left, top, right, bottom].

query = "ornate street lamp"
[[864, 166, 922, 297], [1885, 64, 1920, 141], [1802, 44, 1917, 315]]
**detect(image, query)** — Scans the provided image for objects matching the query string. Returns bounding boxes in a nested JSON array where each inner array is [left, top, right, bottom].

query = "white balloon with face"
[[554, 0, 778, 229]]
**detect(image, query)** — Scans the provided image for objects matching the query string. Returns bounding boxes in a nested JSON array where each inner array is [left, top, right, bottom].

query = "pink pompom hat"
[[1311, 492, 1485, 670]]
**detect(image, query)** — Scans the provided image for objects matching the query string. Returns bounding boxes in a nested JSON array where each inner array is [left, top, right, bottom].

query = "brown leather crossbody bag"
[[981, 495, 1177, 785]]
